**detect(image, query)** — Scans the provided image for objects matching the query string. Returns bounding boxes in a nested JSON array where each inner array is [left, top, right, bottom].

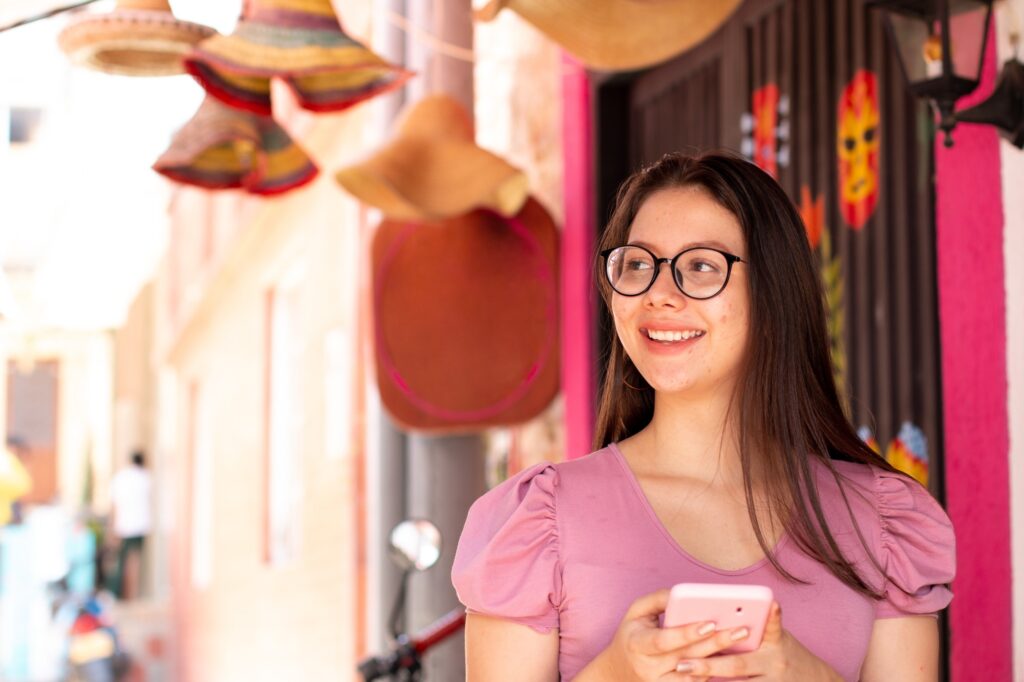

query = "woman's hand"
[[577, 589, 754, 681], [673, 602, 843, 681]]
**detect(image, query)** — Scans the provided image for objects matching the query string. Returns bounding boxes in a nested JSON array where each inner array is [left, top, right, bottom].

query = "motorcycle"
[[63, 594, 130, 682], [357, 520, 466, 681]]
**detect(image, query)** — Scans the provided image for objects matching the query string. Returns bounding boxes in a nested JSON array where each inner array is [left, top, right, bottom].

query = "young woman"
[[452, 152, 954, 681]]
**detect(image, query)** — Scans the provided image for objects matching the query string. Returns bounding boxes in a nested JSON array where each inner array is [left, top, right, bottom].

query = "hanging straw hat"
[[183, 0, 412, 115], [58, 0, 216, 77], [373, 198, 560, 432], [336, 95, 529, 221], [153, 97, 319, 196], [475, 0, 743, 71]]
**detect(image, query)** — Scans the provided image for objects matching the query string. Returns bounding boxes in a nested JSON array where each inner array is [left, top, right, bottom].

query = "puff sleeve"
[[451, 463, 562, 633], [872, 468, 956, 618]]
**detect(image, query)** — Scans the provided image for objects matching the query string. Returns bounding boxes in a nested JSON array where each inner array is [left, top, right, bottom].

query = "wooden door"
[[6, 359, 60, 505]]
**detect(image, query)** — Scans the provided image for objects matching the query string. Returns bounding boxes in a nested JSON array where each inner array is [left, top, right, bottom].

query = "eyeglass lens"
[[605, 246, 732, 298]]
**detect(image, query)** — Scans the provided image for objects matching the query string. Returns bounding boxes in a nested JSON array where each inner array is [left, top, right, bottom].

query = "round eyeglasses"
[[600, 245, 745, 300]]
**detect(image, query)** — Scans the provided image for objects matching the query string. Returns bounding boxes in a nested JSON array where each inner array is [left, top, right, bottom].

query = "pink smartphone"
[[662, 583, 774, 654]]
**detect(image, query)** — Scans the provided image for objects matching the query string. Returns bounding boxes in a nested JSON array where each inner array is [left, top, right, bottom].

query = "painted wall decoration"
[[857, 422, 929, 486], [837, 69, 880, 229], [799, 186, 847, 401], [742, 84, 790, 178], [886, 422, 929, 486]]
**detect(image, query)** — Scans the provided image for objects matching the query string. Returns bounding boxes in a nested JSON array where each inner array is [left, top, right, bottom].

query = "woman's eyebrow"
[[626, 239, 737, 253]]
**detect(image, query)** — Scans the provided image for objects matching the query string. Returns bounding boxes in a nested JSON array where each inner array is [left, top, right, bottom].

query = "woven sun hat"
[[335, 95, 529, 221], [153, 97, 319, 196], [475, 0, 743, 71], [373, 198, 560, 432], [183, 0, 412, 115], [58, 0, 216, 77]]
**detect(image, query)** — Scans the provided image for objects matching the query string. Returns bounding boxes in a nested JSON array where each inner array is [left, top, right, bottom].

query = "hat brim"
[[477, 0, 743, 71], [336, 138, 529, 221], [373, 199, 560, 431], [184, 27, 413, 114], [59, 10, 215, 77]]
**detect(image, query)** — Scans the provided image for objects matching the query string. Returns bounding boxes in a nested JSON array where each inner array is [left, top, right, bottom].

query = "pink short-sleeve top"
[[452, 444, 955, 681]]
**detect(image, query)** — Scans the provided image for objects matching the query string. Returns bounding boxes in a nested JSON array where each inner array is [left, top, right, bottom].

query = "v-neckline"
[[607, 442, 789, 576]]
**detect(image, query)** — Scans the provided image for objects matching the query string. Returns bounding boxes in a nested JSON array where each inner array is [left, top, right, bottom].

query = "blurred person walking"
[[107, 451, 151, 600]]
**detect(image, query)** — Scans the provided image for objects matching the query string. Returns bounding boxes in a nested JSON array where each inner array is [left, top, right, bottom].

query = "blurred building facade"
[[52, 1, 1024, 681]]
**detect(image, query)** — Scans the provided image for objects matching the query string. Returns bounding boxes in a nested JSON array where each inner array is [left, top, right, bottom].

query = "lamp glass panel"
[[948, 3, 988, 81], [888, 12, 940, 83]]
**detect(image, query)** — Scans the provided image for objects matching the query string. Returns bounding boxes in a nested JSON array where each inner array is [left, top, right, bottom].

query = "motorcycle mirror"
[[388, 519, 442, 572]]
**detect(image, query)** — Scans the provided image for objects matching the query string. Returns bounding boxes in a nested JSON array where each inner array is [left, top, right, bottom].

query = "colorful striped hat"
[[183, 0, 412, 115], [335, 95, 529, 221], [58, 0, 216, 77], [153, 97, 318, 196]]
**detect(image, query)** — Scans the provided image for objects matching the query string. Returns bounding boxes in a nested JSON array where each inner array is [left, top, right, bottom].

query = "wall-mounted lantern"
[[869, 0, 994, 146]]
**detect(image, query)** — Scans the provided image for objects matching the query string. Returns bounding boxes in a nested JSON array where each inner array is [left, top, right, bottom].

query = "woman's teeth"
[[645, 329, 705, 342]]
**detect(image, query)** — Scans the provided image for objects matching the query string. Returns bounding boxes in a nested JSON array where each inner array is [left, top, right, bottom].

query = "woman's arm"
[[859, 616, 939, 681], [465, 613, 559, 682]]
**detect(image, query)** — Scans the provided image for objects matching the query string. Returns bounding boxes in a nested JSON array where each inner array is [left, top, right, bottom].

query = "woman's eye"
[[625, 259, 653, 271], [689, 260, 718, 273]]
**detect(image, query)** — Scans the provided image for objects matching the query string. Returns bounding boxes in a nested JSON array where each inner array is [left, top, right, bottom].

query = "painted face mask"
[[837, 70, 880, 229], [752, 83, 779, 178]]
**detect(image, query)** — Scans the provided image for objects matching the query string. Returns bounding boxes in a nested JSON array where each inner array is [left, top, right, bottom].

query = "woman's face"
[[611, 186, 750, 398]]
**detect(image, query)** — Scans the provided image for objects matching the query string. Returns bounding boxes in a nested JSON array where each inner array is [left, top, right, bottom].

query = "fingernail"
[[676, 661, 694, 673], [730, 627, 749, 641], [697, 621, 715, 635]]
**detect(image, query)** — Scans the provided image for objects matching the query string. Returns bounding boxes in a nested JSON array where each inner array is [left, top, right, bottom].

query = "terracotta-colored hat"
[[58, 0, 216, 77], [183, 0, 412, 115], [335, 95, 529, 221], [475, 0, 743, 71], [373, 198, 560, 432], [153, 97, 318, 196]]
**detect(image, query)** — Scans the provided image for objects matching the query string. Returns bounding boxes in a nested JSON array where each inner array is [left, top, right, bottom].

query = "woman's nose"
[[644, 262, 686, 306]]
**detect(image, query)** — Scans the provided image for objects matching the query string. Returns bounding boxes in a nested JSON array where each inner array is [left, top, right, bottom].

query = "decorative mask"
[[752, 84, 780, 178], [837, 70, 880, 229]]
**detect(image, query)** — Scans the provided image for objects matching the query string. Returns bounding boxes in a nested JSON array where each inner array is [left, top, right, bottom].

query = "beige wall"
[[157, 100, 372, 680]]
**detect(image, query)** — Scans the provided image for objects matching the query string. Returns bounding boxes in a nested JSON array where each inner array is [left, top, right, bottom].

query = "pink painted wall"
[[935, 24, 1011, 681], [561, 54, 596, 459]]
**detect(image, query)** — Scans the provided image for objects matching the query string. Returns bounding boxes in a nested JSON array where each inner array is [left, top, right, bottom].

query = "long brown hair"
[[593, 151, 902, 599]]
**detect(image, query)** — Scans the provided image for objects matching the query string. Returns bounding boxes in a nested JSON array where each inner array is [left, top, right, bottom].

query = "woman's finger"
[[675, 651, 762, 679], [624, 588, 672, 621], [761, 601, 784, 645], [637, 620, 718, 655], [672, 625, 754, 660]]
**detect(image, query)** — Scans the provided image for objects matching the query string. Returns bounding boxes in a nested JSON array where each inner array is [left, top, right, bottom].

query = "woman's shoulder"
[[450, 447, 619, 631], [809, 456, 956, 615], [811, 457, 946, 517]]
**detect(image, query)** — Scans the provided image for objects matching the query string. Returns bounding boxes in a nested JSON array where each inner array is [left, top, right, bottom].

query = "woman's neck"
[[623, 388, 746, 488]]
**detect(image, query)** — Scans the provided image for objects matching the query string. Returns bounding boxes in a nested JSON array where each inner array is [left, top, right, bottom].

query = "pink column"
[[935, 26, 1010, 681], [561, 54, 596, 459]]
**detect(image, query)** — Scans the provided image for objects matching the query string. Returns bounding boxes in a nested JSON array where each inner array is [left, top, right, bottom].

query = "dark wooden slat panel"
[[605, 0, 943, 510]]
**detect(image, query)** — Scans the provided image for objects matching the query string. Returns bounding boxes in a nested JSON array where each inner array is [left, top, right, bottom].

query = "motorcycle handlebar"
[[357, 608, 466, 681], [411, 608, 466, 654]]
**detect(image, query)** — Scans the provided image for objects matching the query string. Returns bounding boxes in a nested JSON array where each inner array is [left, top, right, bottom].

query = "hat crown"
[[397, 95, 474, 141], [116, 0, 172, 11], [247, 0, 339, 19]]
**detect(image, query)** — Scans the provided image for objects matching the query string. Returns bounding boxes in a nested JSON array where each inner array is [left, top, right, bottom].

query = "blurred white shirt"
[[110, 466, 152, 538]]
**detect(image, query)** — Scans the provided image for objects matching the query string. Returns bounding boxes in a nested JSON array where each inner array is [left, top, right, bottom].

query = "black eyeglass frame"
[[599, 244, 746, 300]]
